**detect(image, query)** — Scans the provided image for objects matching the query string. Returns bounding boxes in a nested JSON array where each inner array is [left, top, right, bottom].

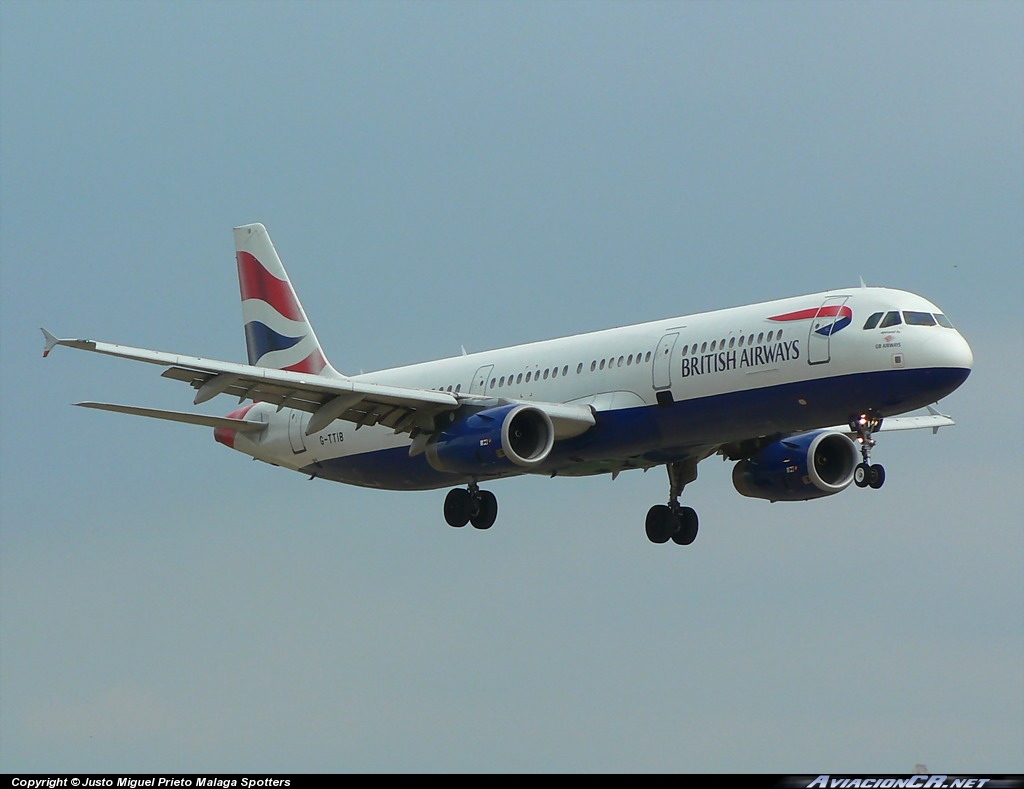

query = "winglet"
[[41, 329, 96, 357], [41, 328, 60, 357], [926, 404, 948, 434]]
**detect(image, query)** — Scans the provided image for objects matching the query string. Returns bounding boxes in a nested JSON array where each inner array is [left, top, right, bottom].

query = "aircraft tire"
[[671, 507, 699, 546], [645, 505, 675, 544], [854, 462, 871, 488], [470, 490, 498, 530], [868, 464, 886, 489], [444, 488, 472, 528]]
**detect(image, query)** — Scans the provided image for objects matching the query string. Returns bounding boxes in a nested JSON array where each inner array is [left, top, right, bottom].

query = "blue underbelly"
[[301, 366, 970, 490]]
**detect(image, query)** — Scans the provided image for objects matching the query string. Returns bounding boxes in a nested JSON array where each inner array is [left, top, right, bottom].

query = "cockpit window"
[[935, 313, 954, 328], [879, 311, 902, 328], [903, 311, 937, 326], [863, 312, 883, 330]]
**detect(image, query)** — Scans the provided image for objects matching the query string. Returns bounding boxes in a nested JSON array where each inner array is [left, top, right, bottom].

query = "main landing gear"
[[444, 483, 498, 530], [851, 413, 886, 490], [645, 460, 700, 546]]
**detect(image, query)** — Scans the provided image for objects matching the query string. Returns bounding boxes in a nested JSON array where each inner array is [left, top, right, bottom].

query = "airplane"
[[42, 222, 974, 545]]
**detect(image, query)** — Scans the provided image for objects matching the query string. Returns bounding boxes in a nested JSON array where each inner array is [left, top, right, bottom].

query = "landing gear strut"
[[444, 483, 498, 530], [851, 413, 886, 489], [645, 460, 700, 545]]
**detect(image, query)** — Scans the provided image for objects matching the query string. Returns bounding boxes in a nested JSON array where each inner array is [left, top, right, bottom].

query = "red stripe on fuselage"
[[769, 305, 852, 322], [213, 403, 257, 448]]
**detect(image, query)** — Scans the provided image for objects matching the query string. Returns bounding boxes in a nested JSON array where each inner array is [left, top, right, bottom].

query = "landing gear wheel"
[[671, 507, 699, 546], [444, 488, 472, 527], [646, 460, 701, 545], [470, 490, 498, 530], [645, 505, 675, 544], [851, 412, 888, 492]]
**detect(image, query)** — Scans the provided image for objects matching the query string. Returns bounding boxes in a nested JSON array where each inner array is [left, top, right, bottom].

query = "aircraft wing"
[[825, 405, 955, 435], [43, 329, 461, 436], [42, 330, 596, 440]]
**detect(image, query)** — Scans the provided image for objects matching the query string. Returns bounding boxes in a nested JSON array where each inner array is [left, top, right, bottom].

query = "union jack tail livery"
[[234, 223, 341, 377]]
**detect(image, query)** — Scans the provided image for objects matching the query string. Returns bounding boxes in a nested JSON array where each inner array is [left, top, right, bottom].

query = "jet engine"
[[425, 404, 555, 475], [732, 429, 860, 502]]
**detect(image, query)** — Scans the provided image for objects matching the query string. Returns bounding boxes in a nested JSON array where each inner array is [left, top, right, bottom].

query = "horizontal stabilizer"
[[74, 402, 267, 433]]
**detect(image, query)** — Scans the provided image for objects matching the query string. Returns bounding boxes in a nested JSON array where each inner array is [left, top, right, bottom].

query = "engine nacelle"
[[732, 429, 860, 502], [425, 404, 555, 475]]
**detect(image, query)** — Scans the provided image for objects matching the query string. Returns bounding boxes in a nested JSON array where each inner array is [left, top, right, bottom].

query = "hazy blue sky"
[[2, 0, 1021, 774]]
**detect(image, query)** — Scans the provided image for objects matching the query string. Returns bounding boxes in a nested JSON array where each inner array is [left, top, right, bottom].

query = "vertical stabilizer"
[[233, 223, 342, 376]]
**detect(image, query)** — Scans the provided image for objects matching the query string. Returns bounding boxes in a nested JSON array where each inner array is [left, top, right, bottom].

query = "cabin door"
[[288, 410, 308, 454], [652, 332, 680, 390], [807, 296, 851, 365], [469, 364, 494, 395]]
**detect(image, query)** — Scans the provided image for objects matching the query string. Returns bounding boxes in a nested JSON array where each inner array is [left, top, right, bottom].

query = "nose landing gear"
[[851, 413, 886, 489]]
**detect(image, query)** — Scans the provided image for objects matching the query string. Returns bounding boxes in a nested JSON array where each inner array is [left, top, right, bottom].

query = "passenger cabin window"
[[904, 311, 937, 326], [879, 311, 902, 328], [863, 312, 883, 329]]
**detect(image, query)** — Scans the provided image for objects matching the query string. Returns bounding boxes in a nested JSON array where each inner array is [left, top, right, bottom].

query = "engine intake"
[[426, 404, 555, 475], [732, 429, 860, 502]]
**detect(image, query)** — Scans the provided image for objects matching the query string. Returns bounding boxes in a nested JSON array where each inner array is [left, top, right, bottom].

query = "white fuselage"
[[227, 286, 972, 490]]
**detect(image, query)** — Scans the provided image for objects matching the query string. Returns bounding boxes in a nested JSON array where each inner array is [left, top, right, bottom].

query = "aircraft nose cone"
[[948, 331, 974, 373], [924, 330, 974, 400], [923, 329, 973, 372]]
